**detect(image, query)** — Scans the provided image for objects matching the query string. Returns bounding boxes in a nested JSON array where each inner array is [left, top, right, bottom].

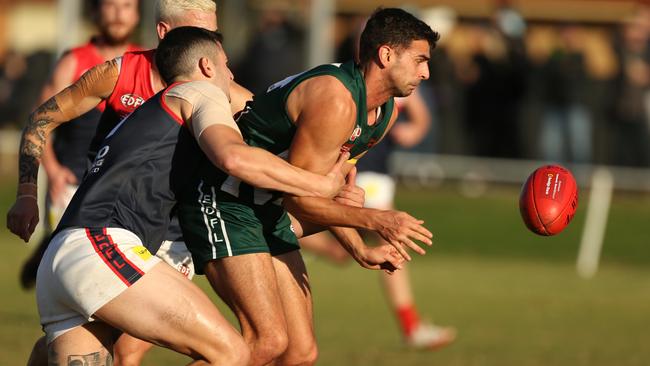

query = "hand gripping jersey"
[[53, 41, 141, 181], [87, 49, 156, 162], [207, 60, 395, 205], [56, 84, 200, 254]]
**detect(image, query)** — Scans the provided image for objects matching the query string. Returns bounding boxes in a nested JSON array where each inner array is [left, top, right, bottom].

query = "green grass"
[[1, 179, 649, 365]]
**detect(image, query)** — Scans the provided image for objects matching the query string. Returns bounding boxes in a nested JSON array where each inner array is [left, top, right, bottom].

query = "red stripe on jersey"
[[160, 82, 188, 126]]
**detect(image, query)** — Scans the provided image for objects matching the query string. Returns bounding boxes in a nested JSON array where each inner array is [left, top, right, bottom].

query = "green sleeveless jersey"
[[238, 60, 394, 158], [197, 60, 394, 206]]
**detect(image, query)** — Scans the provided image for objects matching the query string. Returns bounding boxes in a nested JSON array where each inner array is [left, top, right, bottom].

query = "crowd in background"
[[1, 4, 649, 167]]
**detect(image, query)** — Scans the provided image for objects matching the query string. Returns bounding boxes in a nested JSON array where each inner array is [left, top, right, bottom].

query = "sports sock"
[[397, 304, 420, 337]]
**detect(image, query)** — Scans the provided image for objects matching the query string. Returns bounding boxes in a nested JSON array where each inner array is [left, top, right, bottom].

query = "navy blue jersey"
[[355, 137, 393, 174], [357, 100, 407, 175], [53, 108, 101, 181], [56, 85, 200, 253]]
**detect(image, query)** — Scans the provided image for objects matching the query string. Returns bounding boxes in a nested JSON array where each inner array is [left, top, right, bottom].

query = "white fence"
[[390, 151, 650, 192]]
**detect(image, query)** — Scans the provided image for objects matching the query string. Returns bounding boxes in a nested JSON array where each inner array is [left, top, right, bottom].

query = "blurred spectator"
[[227, 3, 650, 168], [0, 50, 52, 129], [0, 50, 27, 127], [610, 13, 650, 167], [536, 25, 593, 164], [234, 9, 305, 94], [430, 21, 474, 155], [334, 12, 364, 62], [460, 21, 527, 158]]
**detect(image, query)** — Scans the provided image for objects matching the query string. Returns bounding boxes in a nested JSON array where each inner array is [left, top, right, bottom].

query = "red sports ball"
[[519, 165, 578, 236]]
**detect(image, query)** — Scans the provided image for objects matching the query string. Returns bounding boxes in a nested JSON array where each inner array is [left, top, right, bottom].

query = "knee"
[[280, 340, 318, 366], [113, 353, 144, 366], [113, 336, 152, 366], [214, 332, 251, 366], [250, 329, 289, 364]]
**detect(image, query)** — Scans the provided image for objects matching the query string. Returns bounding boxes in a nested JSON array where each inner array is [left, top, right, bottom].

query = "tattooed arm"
[[6, 60, 119, 242]]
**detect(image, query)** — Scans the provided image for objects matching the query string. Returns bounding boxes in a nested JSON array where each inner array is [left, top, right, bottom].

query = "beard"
[[101, 23, 134, 45]]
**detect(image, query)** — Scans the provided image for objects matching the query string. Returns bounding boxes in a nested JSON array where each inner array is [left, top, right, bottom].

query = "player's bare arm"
[[6, 60, 119, 241], [282, 76, 432, 262], [165, 82, 346, 199]]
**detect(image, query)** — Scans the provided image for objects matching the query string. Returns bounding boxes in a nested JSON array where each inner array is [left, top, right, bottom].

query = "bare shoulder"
[[301, 75, 351, 98], [294, 75, 356, 116]]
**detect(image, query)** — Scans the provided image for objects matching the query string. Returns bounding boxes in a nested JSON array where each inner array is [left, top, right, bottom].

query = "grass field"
[[1, 178, 649, 365]]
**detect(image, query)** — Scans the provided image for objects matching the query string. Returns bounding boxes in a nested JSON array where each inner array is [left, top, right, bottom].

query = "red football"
[[519, 165, 578, 236]]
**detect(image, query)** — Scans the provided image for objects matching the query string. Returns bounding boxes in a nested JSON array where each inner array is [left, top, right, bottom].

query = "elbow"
[[219, 152, 244, 176]]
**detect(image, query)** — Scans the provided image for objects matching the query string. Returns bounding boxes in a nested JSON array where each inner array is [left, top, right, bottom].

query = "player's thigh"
[[94, 261, 242, 360], [204, 253, 287, 337], [272, 251, 316, 355], [48, 321, 116, 366]]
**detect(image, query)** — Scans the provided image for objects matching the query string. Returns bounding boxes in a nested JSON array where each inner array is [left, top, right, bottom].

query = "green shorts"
[[177, 180, 299, 275]]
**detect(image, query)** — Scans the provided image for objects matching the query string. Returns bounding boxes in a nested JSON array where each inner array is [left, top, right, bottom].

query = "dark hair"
[[359, 8, 440, 65], [155, 26, 224, 84], [90, 0, 141, 12]]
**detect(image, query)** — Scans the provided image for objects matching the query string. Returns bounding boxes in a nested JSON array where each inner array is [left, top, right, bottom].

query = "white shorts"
[[36, 227, 161, 344], [156, 240, 195, 280], [356, 172, 396, 209]]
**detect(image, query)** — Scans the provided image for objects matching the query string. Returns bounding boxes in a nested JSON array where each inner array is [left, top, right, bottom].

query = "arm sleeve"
[[55, 59, 120, 120], [165, 80, 241, 139]]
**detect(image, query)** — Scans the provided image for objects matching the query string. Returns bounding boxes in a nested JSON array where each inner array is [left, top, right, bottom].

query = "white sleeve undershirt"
[[165, 80, 241, 139]]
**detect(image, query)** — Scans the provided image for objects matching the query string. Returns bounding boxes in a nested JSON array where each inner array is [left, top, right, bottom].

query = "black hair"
[[155, 26, 224, 84], [359, 8, 440, 65]]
